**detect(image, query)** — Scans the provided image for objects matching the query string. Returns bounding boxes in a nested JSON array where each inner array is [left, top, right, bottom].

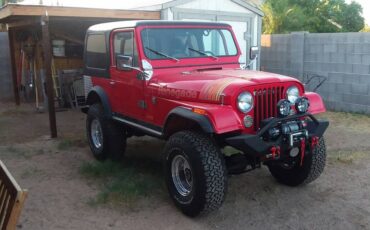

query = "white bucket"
[[52, 40, 65, 57]]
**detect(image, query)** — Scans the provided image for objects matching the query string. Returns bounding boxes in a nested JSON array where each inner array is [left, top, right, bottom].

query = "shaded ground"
[[0, 102, 369, 230]]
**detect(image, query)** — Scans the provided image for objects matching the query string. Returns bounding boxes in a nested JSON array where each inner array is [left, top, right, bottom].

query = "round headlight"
[[286, 86, 299, 104], [295, 97, 310, 113], [237, 92, 254, 113], [277, 99, 291, 117]]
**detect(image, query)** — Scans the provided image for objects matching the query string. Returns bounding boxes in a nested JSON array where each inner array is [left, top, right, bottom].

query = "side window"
[[86, 34, 107, 69], [222, 29, 237, 55], [202, 30, 226, 56], [201, 29, 237, 56], [113, 31, 138, 67]]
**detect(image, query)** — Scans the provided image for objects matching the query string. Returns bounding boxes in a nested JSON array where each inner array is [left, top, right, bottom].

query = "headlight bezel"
[[237, 91, 254, 113], [286, 86, 300, 104]]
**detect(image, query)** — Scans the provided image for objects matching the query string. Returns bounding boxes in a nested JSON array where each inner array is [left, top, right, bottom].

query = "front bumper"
[[225, 113, 329, 158]]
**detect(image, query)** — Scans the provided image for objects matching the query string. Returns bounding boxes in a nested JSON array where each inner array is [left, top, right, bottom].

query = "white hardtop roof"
[[88, 20, 231, 32]]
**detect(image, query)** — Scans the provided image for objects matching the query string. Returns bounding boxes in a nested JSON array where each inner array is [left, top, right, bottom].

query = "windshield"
[[141, 28, 238, 60]]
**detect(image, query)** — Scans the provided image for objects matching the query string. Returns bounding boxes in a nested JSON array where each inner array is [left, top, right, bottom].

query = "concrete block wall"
[[0, 32, 13, 101], [261, 32, 370, 114], [261, 34, 292, 76]]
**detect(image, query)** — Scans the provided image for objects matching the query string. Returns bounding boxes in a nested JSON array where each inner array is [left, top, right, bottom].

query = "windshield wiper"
[[145, 47, 179, 62], [188, 48, 218, 60]]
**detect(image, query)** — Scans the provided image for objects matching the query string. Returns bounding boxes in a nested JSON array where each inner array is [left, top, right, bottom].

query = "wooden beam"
[[51, 31, 84, 45], [7, 28, 20, 106], [0, 23, 7, 31], [41, 15, 57, 138], [0, 5, 161, 21], [7, 18, 40, 28], [0, 5, 12, 21]]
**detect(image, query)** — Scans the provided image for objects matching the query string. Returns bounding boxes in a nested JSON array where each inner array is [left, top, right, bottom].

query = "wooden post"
[[8, 28, 20, 106], [41, 15, 57, 138]]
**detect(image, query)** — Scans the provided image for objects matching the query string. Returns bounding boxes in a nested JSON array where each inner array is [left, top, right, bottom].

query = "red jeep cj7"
[[83, 21, 329, 217]]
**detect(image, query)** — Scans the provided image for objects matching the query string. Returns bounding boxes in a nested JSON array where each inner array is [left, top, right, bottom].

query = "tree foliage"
[[361, 25, 370, 32], [262, 0, 365, 34]]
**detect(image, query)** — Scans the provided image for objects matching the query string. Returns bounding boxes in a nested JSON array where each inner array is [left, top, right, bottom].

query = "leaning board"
[[0, 161, 27, 230]]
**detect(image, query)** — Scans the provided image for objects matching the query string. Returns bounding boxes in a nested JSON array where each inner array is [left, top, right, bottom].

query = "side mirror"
[[116, 55, 133, 71], [249, 46, 259, 60]]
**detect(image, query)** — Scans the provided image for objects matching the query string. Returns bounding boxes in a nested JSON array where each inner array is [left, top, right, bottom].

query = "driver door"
[[110, 30, 145, 120]]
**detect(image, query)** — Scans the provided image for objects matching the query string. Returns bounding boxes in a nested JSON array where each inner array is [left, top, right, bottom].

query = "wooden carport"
[[0, 4, 160, 138]]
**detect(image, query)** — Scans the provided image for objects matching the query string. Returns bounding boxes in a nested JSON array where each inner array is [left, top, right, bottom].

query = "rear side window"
[[86, 34, 108, 69]]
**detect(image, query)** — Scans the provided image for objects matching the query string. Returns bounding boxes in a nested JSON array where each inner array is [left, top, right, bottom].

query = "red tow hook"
[[310, 136, 319, 149], [269, 146, 281, 160], [300, 138, 306, 166], [270, 146, 277, 159], [300, 136, 319, 166]]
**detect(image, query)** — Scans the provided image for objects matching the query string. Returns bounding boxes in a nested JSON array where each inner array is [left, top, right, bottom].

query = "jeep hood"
[[149, 69, 301, 104]]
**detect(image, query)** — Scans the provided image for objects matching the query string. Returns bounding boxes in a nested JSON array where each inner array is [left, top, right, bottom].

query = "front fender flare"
[[164, 107, 214, 136], [304, 92, 326, 114], [163, 105, 244, 137]]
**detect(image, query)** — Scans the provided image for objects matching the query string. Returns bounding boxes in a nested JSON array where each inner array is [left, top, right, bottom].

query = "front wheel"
[[268, 137, 326, 186], [164, 131, 227, 217]]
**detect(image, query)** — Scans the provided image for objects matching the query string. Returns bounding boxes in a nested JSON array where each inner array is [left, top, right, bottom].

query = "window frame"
[[140, 27, 239, 61], [83, 32, 111, 78], [110, 28, 139, 69]]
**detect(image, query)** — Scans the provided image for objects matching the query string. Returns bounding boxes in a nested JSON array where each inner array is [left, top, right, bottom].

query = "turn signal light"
[[192, 108, 207, 115]]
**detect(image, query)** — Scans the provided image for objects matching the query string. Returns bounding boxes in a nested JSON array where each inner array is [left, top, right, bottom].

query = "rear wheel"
[[268, 137, 326, 186], [86, 104, 126, 161], [164, 131, 227, 217]]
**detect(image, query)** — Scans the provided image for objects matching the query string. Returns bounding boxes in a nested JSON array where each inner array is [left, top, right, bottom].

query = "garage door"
[[176, 12, 253, 68], [222, 20, 251, 64]]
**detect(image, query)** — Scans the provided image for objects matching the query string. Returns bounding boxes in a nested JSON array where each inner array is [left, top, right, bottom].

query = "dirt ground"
[[0, 102, 370, 230]]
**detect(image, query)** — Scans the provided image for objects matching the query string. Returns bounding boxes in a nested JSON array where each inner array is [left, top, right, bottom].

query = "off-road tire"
[[164, 131, 227, 217], [268, 137, 326, 186], [86, 104, 126, 161]]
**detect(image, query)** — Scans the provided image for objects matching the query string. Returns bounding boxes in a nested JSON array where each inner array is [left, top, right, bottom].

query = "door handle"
[[110, 81, 115, 85]]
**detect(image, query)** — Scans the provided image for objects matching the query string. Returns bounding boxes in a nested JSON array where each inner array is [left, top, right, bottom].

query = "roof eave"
[[0, 4, 161, 23], [230, 0, 264, 16]]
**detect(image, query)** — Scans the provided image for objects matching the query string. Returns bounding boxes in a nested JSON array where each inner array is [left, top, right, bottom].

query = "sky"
[[19, 0, 370, 25], [347, 0, 370, 24]]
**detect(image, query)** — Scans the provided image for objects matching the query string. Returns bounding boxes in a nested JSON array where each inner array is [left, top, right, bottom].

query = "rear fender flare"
[[86, 86, 112, 118]]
